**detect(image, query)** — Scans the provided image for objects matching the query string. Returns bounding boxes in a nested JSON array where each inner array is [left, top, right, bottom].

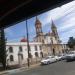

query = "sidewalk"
[[0, 63, 40, 75]]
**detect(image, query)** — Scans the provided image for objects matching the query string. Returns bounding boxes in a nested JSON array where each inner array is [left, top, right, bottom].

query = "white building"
[[6, 42, 43, 66]]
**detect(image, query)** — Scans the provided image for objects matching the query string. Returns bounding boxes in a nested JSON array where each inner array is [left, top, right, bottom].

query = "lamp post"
[[26, 19, 30, 67]]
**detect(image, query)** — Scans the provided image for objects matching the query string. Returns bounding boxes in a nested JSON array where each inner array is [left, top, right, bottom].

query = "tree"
[[0, 29, 6, 70], [67, 37, 75, 50]]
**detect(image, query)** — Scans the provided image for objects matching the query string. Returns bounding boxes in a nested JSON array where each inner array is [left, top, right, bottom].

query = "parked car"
[[41, 56, 56, 65], [58, 53, 67, 60], [65, 51, 75, 61], [61, 53, 67, 60], [54, 55, 62, 61]]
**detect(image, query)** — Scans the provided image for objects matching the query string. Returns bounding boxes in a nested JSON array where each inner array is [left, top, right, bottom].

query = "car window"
[[51, 56, 54, 58], [44, 57, 50, 59], [68, 52, 74, 54]]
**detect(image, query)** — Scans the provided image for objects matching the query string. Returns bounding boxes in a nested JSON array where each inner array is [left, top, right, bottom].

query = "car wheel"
[[66, 59, 70, 62], [56, 59, 58, 61], [47, 61, 50, 64]]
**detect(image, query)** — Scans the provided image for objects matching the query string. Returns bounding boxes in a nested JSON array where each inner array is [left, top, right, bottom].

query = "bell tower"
[[35, 16, 43, 36], [51, 20, 60, 43], [35, 17, 44, 42]]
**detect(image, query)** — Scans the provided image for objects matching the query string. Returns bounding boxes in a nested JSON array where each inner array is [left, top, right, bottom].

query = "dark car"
[[65, 51, 75, 62]]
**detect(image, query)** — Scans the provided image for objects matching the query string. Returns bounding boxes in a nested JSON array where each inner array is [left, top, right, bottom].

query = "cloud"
[[48, 1, 75, 20], [60, 27, 75, 43], [58, 17, 75, 32], [39, 1, 75, 27]]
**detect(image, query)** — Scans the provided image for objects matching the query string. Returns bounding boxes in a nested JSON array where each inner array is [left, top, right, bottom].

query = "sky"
[[5, 1, 75, 44]]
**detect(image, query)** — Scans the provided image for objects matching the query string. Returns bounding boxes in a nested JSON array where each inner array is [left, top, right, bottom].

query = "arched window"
[[20, 54, 23, 60], [53, 48, 55, 55], [39, 46, 42, 50], [35, 45, 37, 51], [35, 52, 38, 57], [40, 52, 43, 58], [42, 40, 44, 43], [19, 46, 22, 52], [10, 55, 14, 61], [9, 46, 13, 53]]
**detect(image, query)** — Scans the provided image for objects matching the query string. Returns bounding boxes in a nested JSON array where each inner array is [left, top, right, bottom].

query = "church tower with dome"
[[35, 17, 44, 43]]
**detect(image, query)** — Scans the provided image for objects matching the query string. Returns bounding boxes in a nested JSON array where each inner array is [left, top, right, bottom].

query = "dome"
[[20, 38, 27, 42]]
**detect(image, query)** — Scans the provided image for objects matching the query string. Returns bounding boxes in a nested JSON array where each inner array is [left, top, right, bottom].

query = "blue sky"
[[5, 1, 75, 43]]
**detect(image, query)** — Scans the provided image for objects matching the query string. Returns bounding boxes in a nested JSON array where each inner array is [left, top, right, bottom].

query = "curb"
[[0, 71, 9, 75], [18, 63, 40, 72], [0, 63, 40, 75]]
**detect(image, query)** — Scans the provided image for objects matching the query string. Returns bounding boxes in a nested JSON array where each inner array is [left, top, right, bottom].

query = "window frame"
[[10, 55, 14, 61], [9, 46, 13, 53]]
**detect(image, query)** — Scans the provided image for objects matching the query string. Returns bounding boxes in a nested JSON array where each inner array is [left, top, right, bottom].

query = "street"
[[6, 60, 75, 75]]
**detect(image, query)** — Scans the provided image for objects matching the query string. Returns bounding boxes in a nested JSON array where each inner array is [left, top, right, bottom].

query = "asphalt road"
[[7, 61, 75, 75]]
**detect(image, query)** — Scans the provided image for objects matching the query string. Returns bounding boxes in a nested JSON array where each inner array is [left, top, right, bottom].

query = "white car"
[[41, 56, 56, 65], [59, 54, 66, 60], [54, 56, 62, 61], [54, 54, 66, 61]]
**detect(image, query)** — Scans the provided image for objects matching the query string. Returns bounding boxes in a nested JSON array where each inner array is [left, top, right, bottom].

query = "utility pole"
[[0, 29, 6, 70], [26, 19, 30, 67]]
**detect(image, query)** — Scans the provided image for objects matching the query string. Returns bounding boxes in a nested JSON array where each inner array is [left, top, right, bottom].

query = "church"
[[34, 17, 64, 56], [5, 17, 67, 67]]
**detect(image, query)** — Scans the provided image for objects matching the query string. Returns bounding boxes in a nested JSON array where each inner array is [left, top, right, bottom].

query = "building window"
[[29, 53, 32, 58], [35, 52, 39, 57], [19, 46, 22, 52], [40, 52, 43, 58], [9, 46, 13, 53], [39, 46, 42, 50], [10, 55, 14, 61], [20, 54, 23, 60], [53, 48, 55, 55], [35, 45, 37, 51], [42, 40, 44, 43]]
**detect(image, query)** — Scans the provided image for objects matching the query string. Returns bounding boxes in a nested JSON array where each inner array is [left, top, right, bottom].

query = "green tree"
[[67, 37, 75, 50], [0, 29, 6, 70]]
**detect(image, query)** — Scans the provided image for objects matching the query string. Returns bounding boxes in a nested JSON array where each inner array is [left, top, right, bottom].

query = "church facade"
[[34, 17, 65, 56]]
